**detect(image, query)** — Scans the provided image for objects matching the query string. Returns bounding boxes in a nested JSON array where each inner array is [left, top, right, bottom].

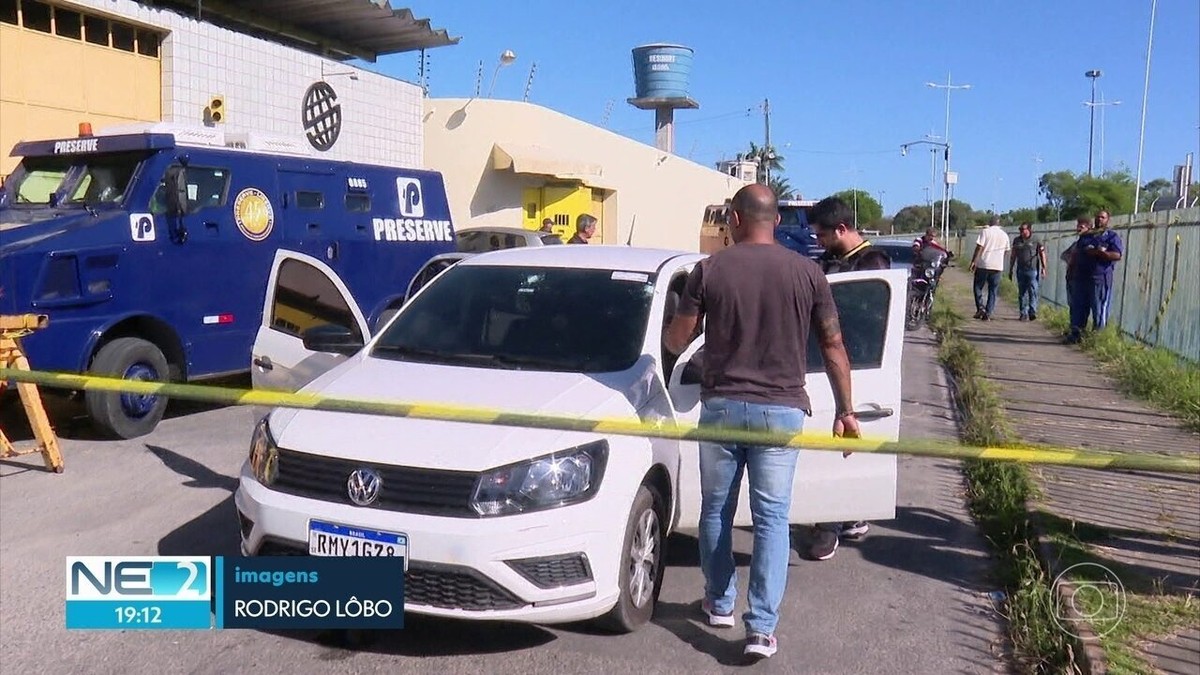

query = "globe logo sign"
[[301, 81, 342, 151]]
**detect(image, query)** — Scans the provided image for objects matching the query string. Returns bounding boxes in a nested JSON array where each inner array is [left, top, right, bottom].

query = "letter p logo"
[[396, 178, 424, 218]]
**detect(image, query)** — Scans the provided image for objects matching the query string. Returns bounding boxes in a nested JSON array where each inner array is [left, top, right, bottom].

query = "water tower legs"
[[655, 108, 674, 153]]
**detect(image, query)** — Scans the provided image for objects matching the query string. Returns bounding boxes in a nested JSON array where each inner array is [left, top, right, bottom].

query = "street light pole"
[[1134, 0, 1158, 215], [1086, 69, 1102, 176], [1084, 97, 1122, 175], [926, 74, 971, 242]]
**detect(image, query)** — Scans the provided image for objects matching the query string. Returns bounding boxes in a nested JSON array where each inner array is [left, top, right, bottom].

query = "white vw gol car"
[[235, 245, 907, 632]]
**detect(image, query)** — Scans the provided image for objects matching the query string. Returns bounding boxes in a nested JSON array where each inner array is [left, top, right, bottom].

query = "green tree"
[[1004, 207, 1039, 225], [1139, 177, 1174, 211], [1038, 170, 1135, 220], [738, 142, 785, 184], [932, 198, 978, 233], [769, 175, 795, 200], [828, 189, 882, 226], [892, 205, 934, 234]]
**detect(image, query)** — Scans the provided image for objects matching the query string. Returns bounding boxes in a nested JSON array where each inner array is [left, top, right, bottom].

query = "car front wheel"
[[596, 484, 665, 633]]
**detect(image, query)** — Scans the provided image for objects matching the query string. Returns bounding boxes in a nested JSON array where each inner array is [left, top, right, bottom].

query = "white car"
[[237, 245, 906, 632], [456, 226, 564, 252]]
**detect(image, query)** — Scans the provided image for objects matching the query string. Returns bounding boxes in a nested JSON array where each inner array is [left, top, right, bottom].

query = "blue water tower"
[[628, 43, 699, 154], [632, 44, 694, 99]]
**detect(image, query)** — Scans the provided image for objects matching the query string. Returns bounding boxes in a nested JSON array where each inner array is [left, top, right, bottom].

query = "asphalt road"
[[0, 330, 1009, 674]]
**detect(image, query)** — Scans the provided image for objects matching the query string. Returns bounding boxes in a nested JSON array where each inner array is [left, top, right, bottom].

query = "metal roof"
[[154, 0, 459, 62]]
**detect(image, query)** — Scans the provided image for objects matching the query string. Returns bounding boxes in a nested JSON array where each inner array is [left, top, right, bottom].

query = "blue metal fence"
[[949, 207, 1199, 361]]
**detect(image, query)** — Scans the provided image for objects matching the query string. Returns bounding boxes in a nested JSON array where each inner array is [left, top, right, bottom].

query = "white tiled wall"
[[67, 0, 424, 168]]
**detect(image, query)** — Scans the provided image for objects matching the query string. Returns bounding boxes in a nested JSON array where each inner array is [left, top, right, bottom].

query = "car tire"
[[596, 484, 665, 633], [85, 337, 170, 439]]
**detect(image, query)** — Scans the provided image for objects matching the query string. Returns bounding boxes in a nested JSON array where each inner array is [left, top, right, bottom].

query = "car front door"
[[668, 267, 907, 527], [251, 249, 369, 393]]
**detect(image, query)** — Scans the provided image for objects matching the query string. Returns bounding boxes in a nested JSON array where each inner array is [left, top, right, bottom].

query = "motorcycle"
[[906, 252, 948, 331]]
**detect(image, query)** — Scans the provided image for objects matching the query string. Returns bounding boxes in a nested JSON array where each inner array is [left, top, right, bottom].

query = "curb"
[[928, 307, 1103, 674], [1028, 504, 1108, 674]]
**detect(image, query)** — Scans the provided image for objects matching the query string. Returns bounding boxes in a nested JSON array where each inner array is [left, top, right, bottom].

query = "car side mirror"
[[302, 324, 364, 356], [164, 166, 191, 216]]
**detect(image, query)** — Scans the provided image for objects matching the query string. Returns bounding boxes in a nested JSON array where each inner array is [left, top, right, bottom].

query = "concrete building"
[[0, 0, 456, 177], [423, 97, 750, 251]]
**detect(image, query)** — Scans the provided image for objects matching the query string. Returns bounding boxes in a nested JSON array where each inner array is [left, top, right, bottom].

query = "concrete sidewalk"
[[940, 269, 1200, 674]]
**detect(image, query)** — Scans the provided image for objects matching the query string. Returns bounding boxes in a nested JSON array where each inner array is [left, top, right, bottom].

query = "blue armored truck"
[[0, 123, 456, 438]]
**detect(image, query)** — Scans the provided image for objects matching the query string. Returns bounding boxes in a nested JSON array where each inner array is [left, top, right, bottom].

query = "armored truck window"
[[150, 167, 230, 213], [270, 260, 362, 342], [805, 279, 890, 372], [296, 191, 324, 209], [345, 193, 370, 212]]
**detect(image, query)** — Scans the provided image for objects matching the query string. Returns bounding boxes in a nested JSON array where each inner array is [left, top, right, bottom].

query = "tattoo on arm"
[[815, 314, 842, 347]]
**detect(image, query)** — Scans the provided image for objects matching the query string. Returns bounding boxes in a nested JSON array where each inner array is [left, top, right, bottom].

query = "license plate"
[[308, 520, 408, 570]]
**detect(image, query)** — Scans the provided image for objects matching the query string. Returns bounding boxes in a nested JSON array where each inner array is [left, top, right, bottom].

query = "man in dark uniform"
[[806, 196, 892, 560]]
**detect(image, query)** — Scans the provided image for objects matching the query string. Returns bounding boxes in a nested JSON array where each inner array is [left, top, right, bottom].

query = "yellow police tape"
[[3, 368, 1198, 474]]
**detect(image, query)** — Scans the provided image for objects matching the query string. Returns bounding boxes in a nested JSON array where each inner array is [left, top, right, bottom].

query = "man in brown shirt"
[[665, 184, 860, 661]]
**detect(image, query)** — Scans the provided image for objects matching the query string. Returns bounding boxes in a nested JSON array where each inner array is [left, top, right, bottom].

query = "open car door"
[[668, 267, 906, 527], [251, 249, 370, 394]]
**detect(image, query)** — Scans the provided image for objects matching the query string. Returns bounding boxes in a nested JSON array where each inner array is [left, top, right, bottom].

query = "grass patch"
[[928, 290, 1078, 673], [933, 285, 1200, 672], [1039, 307, 1200, 432], [1043, 519, 1200, 674]]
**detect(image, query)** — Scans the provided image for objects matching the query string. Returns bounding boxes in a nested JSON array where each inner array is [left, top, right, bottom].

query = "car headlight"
[[471, 440, 608, 516], [249, 417, 279, 486], [925, 267, 936, 278]]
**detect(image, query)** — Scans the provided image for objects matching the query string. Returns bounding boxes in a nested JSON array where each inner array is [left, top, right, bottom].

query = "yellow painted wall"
[[0, 24, 160, 177], [422, 98, 750, 252]]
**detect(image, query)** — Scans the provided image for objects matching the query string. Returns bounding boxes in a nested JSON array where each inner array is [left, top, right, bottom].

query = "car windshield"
[[374, 264, 656, 373], [1, 152, 146, 207]]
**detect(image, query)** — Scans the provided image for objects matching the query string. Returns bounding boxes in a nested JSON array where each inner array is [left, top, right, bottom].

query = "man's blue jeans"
[[697, 396, 804, 637], [973, 269, 1001, 316], [1016, 268, 1040, 318]]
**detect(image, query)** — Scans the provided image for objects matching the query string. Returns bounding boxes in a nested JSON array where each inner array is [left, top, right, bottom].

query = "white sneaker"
[[744, 633, 777, 660], [701, 599, 735, 628], [841, 520, 870, 539]]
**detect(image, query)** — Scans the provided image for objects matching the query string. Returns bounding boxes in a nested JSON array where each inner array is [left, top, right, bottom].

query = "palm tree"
[[769, 176, 793, 200], [737, 142, 786, 184]]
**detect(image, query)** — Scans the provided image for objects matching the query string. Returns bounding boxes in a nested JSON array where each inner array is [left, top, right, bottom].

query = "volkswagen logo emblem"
[[346, 468, 382, 507]]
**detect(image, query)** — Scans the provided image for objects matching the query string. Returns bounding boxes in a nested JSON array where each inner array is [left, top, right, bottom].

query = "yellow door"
[[522, 187, 543, 230], [543, 184, 593, 240]]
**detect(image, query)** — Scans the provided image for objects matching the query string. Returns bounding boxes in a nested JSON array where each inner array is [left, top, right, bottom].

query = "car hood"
[[269, 353, 665, 472]]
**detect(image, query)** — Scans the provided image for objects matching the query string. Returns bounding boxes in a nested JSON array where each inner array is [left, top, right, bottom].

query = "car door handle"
[[253, 356, 273, 371], [853, 404, 894, 421]]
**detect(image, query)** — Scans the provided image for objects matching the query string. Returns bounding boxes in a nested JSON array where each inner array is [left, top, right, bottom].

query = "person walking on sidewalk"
[[664, 184, 861, 662], [807, 195, 890, 560], [968, 216, 1010, 320], [1066, 210, 1123, 343], [1008, 222, 1046, 321]]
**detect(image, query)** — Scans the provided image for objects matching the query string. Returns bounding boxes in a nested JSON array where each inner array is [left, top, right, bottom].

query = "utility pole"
[[763, 97, 772, 186]]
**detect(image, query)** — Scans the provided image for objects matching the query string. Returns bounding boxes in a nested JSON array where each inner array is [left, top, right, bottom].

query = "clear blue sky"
[[371, 1, 1199, 216]]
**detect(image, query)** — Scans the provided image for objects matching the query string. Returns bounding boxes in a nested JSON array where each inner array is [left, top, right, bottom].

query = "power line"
[[610, 107, 756, 134]]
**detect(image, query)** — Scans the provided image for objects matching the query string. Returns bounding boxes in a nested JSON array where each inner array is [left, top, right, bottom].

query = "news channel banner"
[[65, 551, 407, 631]]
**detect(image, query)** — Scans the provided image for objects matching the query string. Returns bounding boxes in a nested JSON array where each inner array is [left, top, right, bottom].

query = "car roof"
[[456, 245, 699, 273], [455, 226, 540, 237]]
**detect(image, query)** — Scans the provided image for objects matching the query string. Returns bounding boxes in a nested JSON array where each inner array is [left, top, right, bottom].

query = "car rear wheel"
[[85, 337, 170, 439], [596, 484, 665, 633]]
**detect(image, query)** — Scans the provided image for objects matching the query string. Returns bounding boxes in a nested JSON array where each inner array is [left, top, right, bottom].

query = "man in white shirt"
[[968, 217, 1011, 320]]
